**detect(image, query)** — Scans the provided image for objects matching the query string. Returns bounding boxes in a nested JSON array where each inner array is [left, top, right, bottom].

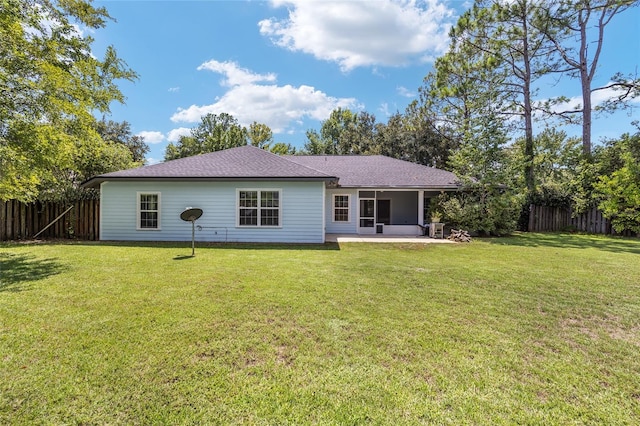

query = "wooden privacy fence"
[[528, 204, 637, 236], [0, 199, 99, 241]]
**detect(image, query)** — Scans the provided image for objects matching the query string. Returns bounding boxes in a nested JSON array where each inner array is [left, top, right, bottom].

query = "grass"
[[1, 233, 639, 424]]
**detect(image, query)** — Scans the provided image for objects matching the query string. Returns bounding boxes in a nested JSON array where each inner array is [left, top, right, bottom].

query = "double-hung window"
[[238, 189, 281, 227], [333, 194, 350, 222], [138, 192, 160, 230]]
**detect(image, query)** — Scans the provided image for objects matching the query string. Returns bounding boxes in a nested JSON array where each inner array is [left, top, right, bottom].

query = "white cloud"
[[168, 86, 180, 93], [378, 102, 391, 117], [167, 127, 192, 142], [146, 157, 162, 165], [136, 131, 165, 144], [171, 60, 360, 133], [397, 86, 415, 98], [197, 60, 277, 87], [259, 0, 455, 72]]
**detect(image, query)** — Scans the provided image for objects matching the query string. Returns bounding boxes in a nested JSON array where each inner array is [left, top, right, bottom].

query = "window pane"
[[334, 208, 349, 222], [360, 199, 374, 218], [261, 191, 279, 208], [140, 194, 158, 211], [239, 191, 258, 208], [239, 208, 257, 226], [360, 218, 374, 227], [335, 195, 349, 208], [261, 208, 279, 226], [424, 195, 431, 223], [140, 211, 158, 228]]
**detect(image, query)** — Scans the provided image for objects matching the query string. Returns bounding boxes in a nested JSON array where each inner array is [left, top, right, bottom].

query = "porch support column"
[[417, 190, 424, 225]]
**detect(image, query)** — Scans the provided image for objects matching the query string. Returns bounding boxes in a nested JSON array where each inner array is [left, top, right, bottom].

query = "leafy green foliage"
[[269, 142, 297, 155], [247, 121, 274, 149], [0, 0, 138, 202], [439, 189, 522, 235], [164, 113, 249, 161], [508, 128, 582, 207], [441, 110, 523, 235], [163, 114, 291, 159], [95, 119, 149, 163], [449, 0, 555, 193], [302, 108, 452, 168], [303, 108, 376, 155], [415, 0, 638, 231], [419, 16, 524, 235], [377, 110, 454, 168], [593, 131, 640, 233], [569, 128, 640, 218]]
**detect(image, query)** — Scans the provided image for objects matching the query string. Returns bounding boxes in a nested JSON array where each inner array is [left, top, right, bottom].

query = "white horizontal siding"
[[100, 181, 325, 243]]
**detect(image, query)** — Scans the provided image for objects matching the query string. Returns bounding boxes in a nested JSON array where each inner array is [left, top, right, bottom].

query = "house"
[[82, 145, 460, 243]]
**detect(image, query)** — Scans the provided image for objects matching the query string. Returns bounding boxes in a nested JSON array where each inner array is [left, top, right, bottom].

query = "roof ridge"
[[284, 155, 344, 176], [252, 146, 337, 178]]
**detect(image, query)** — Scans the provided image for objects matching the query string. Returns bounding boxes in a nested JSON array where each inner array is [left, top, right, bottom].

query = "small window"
[[333, 194, 350, 222], [138, 192, 160, 230], [238, 189, 281, 227]]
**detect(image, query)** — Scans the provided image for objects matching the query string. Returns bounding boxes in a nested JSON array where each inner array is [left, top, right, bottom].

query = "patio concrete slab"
[[326, 234, 454, 244]]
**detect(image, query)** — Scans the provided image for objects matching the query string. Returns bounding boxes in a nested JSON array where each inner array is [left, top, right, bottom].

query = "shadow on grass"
[[44, 240, 342, 251], [483, 232, 640, 255], [173, 255, 195, 260], [0, 252, 64, 292]]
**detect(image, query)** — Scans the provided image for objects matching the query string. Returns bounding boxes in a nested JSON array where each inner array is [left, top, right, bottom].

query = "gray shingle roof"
[[83, 145, 460, 189], [285, 155, 459, 189], [82, 145, 336, 187]]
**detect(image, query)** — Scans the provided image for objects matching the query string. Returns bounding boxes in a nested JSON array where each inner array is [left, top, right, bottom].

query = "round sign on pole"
[[180, 207, 203, 256], [180, 208, 203, 222]]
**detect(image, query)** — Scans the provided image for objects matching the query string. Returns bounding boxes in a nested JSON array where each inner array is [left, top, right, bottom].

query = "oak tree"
[[0, 0, 137, 201], [164, 113, 248, 161]]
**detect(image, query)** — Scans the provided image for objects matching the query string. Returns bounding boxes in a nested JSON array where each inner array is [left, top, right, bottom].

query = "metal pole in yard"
[[191, 221, 195, 256]]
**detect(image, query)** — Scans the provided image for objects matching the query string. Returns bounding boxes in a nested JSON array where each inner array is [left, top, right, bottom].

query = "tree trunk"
[[521, 4, 535, 193], [579, 5, 592, 158], [581, 72, 592, 157]]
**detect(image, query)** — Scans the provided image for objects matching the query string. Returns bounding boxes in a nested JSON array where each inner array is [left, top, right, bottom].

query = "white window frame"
[[137, 192, 161, 230], [236, 189, 282, 228], [332, 194, 351, 223]]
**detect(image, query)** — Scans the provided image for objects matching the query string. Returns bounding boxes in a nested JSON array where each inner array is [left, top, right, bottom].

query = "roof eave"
[[81, 175, 338, 189], [335, 184, 461, 190]]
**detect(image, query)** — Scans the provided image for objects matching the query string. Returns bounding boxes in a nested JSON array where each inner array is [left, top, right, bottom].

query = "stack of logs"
[[448, 229, 472, 243]]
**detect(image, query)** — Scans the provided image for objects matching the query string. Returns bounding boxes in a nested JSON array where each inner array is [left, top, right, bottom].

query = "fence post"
[[7, 200, 14, 240], [0, 201, 5, 241]]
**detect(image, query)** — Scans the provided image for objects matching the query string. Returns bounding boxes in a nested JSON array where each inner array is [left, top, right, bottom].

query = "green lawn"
[[1, 234, 639, 424]]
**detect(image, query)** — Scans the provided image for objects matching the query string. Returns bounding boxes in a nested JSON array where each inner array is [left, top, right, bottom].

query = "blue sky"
[[92, 1, 640, 164]]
